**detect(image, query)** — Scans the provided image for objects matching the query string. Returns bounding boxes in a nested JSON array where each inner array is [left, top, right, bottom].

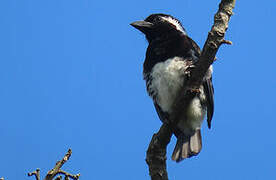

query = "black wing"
[[154, 102, 169, 124], [203, 78, 214, 129], [154, 102, 183, 138]]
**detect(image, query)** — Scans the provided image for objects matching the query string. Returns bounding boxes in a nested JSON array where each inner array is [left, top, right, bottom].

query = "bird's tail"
[[171, 129, 202, 162]]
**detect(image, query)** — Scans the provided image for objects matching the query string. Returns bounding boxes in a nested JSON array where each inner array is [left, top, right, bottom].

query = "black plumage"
[[131, 13, 214, 162]]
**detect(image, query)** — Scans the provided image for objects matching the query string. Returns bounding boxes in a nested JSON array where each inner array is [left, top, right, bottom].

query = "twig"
[[56, 170, 80, 180], [28, 169, 40, 180], [146, 0, 236, 180]]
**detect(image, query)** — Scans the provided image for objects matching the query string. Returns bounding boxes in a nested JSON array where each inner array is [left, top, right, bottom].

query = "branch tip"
[[57, 170, 80, 180], [28, 168, 40, 180], [221, 39, 232, 45]]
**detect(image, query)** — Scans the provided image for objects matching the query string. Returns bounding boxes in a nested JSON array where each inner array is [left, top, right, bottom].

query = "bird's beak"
[[130, 21, 153, 32]]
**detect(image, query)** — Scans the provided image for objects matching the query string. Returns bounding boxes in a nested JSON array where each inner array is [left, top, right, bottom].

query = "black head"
[[130, 13, 187, 42]]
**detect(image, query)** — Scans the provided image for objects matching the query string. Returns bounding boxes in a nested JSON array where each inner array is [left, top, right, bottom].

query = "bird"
[[131, 13, 214, 162]]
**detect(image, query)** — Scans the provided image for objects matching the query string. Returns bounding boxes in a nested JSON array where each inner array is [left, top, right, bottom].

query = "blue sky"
[[0, 0, 275, 179]]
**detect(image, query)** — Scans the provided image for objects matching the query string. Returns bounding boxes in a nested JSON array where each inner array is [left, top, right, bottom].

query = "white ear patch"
[[161, 16, 186, 34]]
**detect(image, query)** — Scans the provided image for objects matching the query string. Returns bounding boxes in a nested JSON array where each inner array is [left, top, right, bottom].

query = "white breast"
[[148, 57, 188, 113], [147, 57, 209, 130]]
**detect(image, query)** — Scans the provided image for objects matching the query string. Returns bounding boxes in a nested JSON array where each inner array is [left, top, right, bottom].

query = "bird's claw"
[[190, 88, 200, 94], [184, 65, 195, 77]]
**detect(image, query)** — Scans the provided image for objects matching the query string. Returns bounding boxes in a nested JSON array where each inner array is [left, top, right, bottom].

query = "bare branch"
[[44, 149, 73, 180], [146, 124, 172, 180], [146, 0, 236, 180], [28, 169, 40, 180], [28, 149, 80, 180], [56, 170, 80, 180]]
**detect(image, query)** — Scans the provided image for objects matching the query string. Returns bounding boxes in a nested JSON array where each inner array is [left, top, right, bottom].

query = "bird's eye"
[[157, 17, 162, 21]]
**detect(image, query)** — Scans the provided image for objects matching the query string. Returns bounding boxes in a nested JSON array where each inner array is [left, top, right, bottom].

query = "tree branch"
[[146, 1, 236, 180], [56, 170, 80, 180], [28, 149, 80, 180], [44, 149, 73, 180], [146, 124, 173, 180], [28, 169, 40, 180]]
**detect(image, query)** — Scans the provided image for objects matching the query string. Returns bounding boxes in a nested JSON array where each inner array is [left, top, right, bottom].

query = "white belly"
[[148, 57, 188, 112], [148, 57, 206, 130]]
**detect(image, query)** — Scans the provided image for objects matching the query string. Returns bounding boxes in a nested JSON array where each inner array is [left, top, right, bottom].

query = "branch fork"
[[28, 149, 80, 180]]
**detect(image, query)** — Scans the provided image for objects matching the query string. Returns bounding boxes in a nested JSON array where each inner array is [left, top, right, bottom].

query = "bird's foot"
[[190, 88, 200, 94], [184, 65, 195, 77]]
